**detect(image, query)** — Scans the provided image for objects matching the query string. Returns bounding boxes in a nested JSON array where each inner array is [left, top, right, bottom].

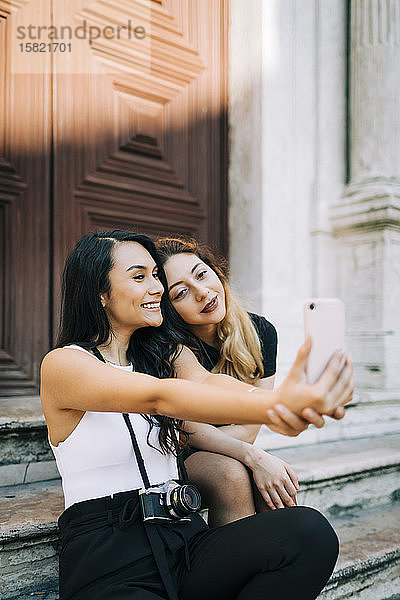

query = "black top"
[[195, 313, 278, 378]]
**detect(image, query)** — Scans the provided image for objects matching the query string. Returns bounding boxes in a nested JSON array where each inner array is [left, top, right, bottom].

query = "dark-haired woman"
[[41, 230, 353, 600], [157, 236, 346, 527]]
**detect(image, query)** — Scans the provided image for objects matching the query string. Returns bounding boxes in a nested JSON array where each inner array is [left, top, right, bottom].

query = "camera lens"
[[171, 484, 202, 516], [310, 303, 315, 310], [182, 486, 202, 510]]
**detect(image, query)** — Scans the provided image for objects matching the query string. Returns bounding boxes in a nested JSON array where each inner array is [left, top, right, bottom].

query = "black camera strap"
[[122, 412, 151, 489], [82, 346, 182, 600], [91, 346, 152, 489]]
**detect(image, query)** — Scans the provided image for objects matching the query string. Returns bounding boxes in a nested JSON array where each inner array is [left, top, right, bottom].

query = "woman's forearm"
[[184, 421, 256, 464], [217, 424, 261, 444], [205, 375, 271, 443], [170, 343, 353, 422], [155, 378, 279, 425]]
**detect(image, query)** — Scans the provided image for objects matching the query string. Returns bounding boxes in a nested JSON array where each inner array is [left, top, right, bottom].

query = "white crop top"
[[49, 345, 179, 509]]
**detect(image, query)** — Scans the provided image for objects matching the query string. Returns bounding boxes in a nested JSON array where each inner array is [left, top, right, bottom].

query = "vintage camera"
[[139, 480, 202, 523]]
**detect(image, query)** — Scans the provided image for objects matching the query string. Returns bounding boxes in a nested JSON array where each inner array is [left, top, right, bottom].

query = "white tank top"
[[49, 345, 179, 509]]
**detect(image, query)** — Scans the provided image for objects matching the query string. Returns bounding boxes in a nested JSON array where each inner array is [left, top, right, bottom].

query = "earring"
[[100, 296, 106, 308]]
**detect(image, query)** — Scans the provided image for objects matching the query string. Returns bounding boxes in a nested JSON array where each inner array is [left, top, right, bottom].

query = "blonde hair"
[[156, 237, 264, 384]]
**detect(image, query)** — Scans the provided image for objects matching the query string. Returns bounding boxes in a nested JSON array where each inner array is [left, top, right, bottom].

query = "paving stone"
[[0, 480, 63, 539]]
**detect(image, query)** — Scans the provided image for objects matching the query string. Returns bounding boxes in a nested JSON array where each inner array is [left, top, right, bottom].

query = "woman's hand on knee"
[[245, 447, 299, 510]]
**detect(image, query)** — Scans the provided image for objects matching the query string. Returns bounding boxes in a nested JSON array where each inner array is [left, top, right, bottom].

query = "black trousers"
[[58, 490, 338, 600]]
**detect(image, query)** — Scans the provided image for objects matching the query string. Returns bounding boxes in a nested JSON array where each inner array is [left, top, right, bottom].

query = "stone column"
[[331, 0, 400, 391]]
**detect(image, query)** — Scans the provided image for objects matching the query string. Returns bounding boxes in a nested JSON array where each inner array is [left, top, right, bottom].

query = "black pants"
[[58, 490, 338, 600]]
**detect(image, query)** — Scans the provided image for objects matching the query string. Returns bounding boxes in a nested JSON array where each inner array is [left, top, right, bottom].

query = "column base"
[[330, 177, 400, 233], [329, 177, 400, 390]]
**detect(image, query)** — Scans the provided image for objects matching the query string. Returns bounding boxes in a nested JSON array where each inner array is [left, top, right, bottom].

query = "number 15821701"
[[19, 42, 72, 52]]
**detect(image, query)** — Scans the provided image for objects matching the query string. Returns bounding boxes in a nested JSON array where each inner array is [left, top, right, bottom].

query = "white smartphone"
[[303, 298, 345, 384]]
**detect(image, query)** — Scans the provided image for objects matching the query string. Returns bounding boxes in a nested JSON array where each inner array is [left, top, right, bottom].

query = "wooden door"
[[0, 1, 52, 395], [0, 0, 228, 395], [51, 0, 228, 331]]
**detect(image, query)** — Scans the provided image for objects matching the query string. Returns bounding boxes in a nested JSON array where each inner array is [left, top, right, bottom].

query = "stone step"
[[274, 433, 400, 517], [1, 481, 399, 599], [256, 392, 400, 450], [320, 503, 400, 599], [2, 394, 400, 485], [7, 593, 58, 599], [1, 396, 399, 514], [0, 397, 57, 487], [0, 480, 62, 599]]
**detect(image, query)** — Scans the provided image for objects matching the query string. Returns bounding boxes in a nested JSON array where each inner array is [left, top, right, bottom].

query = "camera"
[[139, 480, 202, 523]]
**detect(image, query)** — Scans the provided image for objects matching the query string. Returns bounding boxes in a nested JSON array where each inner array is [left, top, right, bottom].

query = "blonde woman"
[[157, 237, 345, 527]]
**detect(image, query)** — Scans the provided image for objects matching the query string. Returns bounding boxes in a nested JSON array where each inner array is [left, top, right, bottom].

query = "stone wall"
[[228, 0, 347, 382]]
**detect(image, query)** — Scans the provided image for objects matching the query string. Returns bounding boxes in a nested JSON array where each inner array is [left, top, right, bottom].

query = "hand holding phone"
[[276, 304, 352, 421], [303, 298, 345, 385]]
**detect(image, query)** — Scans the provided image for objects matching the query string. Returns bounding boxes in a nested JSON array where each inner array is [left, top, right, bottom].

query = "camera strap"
[[79, 346, 181, 600], [91, 346, 188, 484], [91, 346, 152, 489], [122, 412, 151, 489]]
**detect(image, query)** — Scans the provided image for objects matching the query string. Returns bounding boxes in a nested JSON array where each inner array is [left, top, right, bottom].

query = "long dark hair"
[[56, 230, 189, 455]]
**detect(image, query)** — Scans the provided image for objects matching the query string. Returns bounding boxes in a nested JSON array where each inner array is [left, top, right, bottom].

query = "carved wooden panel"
[[0, 0, 228, 394], [0, 1, 31, 20], [0, 3, 51, 395], [52, 0, 228, 332]]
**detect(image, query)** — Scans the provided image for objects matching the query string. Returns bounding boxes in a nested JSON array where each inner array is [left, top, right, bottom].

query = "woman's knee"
[[280, 506, 339, 565], [218, 457, 252, 491], [186, 453, 254, 508], [299, 507, 338, 550], [312, 508, 339, 564], [252, 506, 338, 563], [212, 458, 255, 510]]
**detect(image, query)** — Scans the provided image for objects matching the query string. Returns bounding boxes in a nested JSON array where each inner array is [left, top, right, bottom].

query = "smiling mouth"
[[201, 296, 218, 313], [141, 302, 161, 311]]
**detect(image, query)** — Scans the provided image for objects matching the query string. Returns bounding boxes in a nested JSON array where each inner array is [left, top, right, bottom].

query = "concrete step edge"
[[329, 546, 400, 586], [271, 433, 400, 482], [0, 462, 60, 488], [300, 463, 400, 487], [1, 521, 59, 544], [0, 397, 44, 432]]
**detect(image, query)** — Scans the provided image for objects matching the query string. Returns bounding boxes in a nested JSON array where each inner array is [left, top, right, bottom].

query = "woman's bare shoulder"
[[41, 346, 97, 371], [173, 345, 209, 382], [40, 348, 101, 401], [40, 346, 161, 414]]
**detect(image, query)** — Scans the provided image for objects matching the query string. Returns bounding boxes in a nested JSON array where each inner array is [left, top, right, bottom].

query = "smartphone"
[[303, 298, 345, 384]]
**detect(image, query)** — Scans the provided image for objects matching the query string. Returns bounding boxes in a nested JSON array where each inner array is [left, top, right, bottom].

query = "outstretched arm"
[[214, 375, 275, 443], [41, 348, 282, 427], [173, 343, 353, 433], [41, 339, 353, 431]]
